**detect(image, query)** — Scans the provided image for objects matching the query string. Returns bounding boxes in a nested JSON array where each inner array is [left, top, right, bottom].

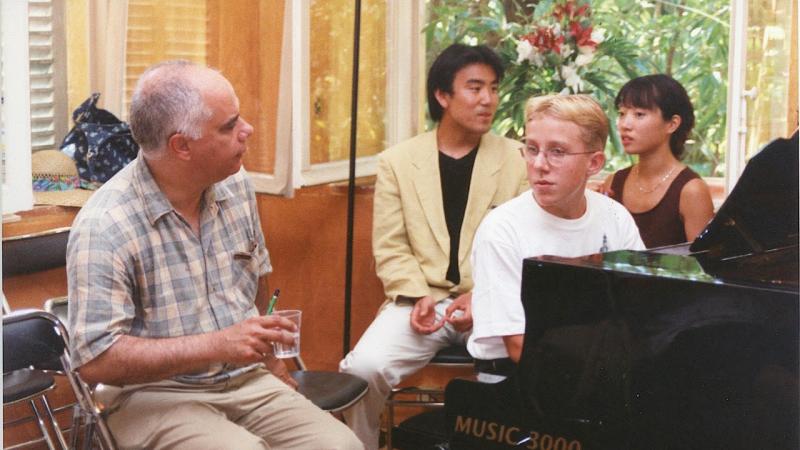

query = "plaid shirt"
[[67, 155, 271, 378]]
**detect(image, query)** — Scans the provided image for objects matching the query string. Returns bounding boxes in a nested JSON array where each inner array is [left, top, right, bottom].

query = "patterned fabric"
[[67, 155, 271, 379], [61, 93, 140, 186], [32, 174, 81, 191]]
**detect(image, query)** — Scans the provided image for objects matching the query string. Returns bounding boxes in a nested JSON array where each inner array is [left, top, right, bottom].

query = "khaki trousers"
[[104, 368, 363, 450]]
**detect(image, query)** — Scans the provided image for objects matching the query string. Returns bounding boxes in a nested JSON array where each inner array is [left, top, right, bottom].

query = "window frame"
[[724, 0, 748, 195], [287, 0, 423, 189], [1, 0, 34, 214], [247, 1, 293, 195]]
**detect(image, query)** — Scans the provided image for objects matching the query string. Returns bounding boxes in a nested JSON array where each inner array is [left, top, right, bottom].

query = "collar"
[[132, 154, 235, 226]]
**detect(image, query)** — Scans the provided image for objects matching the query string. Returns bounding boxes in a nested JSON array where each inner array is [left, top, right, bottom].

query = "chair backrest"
[[3, 309, 67, 372], [2, 227, 71, 277], [4, 309, 118, 449], [44, 296, 69, 325]]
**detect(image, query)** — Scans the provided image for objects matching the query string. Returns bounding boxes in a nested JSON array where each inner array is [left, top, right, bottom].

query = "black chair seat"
[[430, 344, 473, 365], [392, 409, 449, 450], [290, 370, 368, 412], [3, 368, 56, 403]]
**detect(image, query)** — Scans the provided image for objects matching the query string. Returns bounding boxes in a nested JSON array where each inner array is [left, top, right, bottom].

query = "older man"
[[67, 60, 362, 450]]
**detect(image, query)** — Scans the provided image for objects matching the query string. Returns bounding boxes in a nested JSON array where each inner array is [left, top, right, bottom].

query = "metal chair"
[[385, 344, 473, 450], [3, 228, 71, 376], [3, 363, 68, 450], [3, 227, 75, 449], [4, 309, 117, 450], [44, 297, 120, 450], [3, 294, 67, 450]]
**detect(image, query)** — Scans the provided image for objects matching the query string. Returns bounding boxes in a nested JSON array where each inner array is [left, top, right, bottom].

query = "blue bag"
[[60, 92, 139, 187]]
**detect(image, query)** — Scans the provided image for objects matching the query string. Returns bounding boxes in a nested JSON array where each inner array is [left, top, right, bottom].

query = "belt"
[[474, 358, 516, 376], [173, 363, 261, 385]]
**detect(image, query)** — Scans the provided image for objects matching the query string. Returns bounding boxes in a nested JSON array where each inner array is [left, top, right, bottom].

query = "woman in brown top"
[[600, 75, 714, 248]]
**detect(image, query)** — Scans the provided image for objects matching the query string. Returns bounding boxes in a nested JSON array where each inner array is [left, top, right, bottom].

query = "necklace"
[[634, 164, 678, 194]]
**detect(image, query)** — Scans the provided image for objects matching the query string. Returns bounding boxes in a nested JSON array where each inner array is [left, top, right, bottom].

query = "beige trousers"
[[104, 368, 363, 450]]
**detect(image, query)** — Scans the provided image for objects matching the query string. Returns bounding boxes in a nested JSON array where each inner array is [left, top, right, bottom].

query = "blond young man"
[[468, 95, 645, 374]]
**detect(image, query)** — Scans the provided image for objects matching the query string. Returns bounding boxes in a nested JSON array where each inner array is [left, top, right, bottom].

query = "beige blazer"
[[373, 130, 528, 304]]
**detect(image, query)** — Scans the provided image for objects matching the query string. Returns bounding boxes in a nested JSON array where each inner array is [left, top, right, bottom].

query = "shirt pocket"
[[216, 235, 261, 312]]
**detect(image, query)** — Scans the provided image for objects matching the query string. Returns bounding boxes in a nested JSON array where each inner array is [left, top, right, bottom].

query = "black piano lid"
[[690, 131, 799, 257], [529, 246, 797, 292]]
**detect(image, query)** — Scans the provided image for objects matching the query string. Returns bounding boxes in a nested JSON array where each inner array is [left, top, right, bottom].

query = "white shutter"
[[124, 0, 207, 118], [28, 0, 67, 152]]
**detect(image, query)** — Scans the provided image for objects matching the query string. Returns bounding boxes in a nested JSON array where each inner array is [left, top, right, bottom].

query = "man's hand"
[[410, 295, 445, 335], [76, 315, 298, 386], [444, 292, 473, 333], [262, 354, 299, 390], [214, 315, 297, 365]]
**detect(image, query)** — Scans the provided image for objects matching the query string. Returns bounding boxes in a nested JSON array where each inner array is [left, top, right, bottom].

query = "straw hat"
[[31, 150, 94, 207]]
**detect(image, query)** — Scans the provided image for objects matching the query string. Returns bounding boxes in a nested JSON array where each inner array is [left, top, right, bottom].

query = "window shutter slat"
[[28, 0, 65, 152]]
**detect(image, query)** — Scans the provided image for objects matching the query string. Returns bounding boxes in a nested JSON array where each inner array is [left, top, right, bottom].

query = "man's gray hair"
[[129, 60, 214, 153]]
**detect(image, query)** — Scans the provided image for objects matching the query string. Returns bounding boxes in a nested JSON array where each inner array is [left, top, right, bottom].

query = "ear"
[[666, 114, 682, 134], [586, 150, 606, 177], [167, 133, 192, 162], [434, 89, 451, 111]]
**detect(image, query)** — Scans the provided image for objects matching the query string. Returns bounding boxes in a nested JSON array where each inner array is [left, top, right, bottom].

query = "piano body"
[[445, 133, 799, 450]]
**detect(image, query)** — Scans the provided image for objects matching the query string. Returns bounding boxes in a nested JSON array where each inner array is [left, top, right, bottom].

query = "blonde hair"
[[524, 94, 609, 152]]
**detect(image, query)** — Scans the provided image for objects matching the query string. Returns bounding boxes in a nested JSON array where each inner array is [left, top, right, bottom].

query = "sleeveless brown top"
[[610, 166, 700, 248]]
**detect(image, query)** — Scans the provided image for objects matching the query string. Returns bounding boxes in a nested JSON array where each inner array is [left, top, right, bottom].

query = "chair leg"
[[30, 399, 58, 450], [70, 404, 84, 449], [385, 394, 395, 450], [41, 395, 69, 449], [81, 410, 117, 450], [93, 411, 118, 450]]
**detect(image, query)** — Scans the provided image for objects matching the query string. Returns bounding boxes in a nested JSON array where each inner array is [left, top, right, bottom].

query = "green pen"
[[266, 288, 280, 314]]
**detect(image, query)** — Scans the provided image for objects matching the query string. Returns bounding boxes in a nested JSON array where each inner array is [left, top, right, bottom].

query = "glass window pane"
[[744, 0, 794, 159], [309, 0, 386, 164]]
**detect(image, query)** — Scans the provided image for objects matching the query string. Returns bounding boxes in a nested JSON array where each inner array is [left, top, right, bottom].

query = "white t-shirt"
[[467, 189, 645, 360]]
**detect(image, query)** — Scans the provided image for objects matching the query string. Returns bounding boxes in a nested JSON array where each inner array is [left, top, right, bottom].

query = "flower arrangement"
[[487, 0, 628, 138], [514, 0, 605, 94], [425, 0, 726, 174]]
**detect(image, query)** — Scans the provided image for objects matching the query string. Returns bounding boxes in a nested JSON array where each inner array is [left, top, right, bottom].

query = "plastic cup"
[[271, 309, 301, 358]]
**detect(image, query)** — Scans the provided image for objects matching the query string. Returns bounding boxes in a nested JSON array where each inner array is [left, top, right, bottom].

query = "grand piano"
[[445, 132, 798, 449]]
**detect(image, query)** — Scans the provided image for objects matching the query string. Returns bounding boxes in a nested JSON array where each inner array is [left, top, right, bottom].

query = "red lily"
[[570, 22, 597, 49]]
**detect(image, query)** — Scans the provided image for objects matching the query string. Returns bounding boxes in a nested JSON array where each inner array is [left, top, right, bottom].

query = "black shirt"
[[439, 146, 479, 285]]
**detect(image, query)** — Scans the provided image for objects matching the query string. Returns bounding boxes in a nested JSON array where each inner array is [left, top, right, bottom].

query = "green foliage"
[[424, 0, 730, 176]]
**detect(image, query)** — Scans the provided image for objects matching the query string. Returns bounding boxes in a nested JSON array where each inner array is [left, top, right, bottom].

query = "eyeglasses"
[[519, 142, 598, 167]]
